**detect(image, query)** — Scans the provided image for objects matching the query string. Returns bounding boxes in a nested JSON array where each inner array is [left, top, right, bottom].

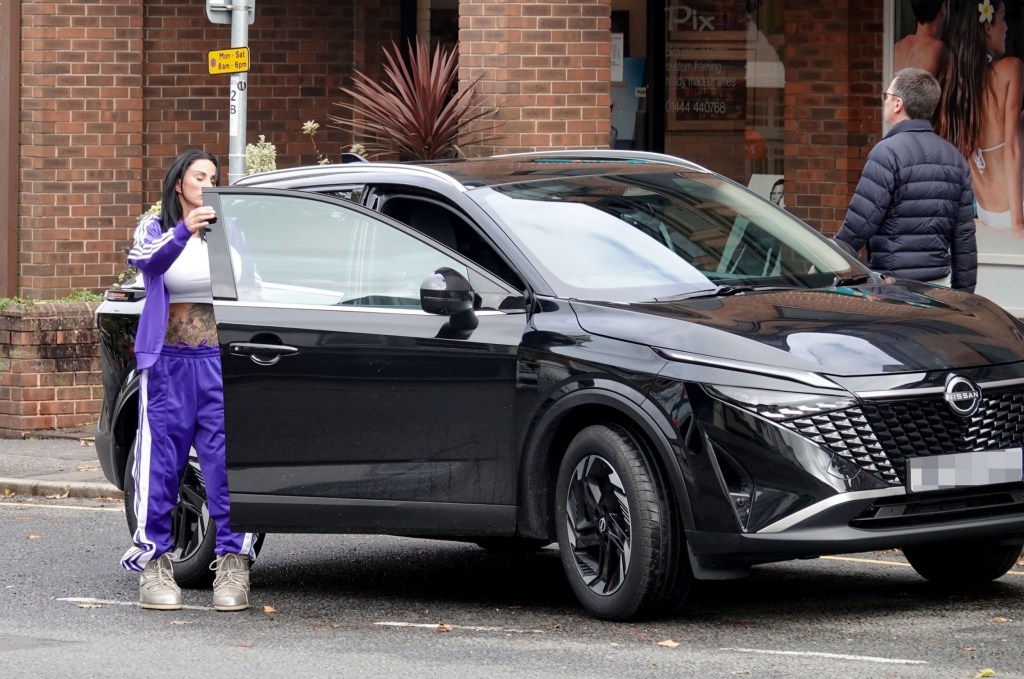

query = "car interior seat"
[[382, 199, 458, 251], [382, 197, 524, 289]]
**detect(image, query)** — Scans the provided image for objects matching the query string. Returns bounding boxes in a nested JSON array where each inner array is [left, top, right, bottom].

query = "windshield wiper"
[[653, 284, 757, 302], [831, 273, 872, 287]]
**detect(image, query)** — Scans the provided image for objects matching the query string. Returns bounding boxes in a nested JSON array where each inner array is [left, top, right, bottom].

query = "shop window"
[[890, 0, 1024, 316], [662, 0, 785, 205], [611, 5, 649, 150]]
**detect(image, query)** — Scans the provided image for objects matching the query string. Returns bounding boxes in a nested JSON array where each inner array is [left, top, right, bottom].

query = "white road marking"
[[0, 501, 122, 512], [374, 621, 545, 634], [59, 597, 211, 612], [722, 648, 927, 665], [60, 601, 546, 627], [824, 554, 1024, 576], [822, 555, 912, 567]]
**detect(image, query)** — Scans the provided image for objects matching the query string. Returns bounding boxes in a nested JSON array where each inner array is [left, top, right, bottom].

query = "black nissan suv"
[[95, 150, 1024, 620]]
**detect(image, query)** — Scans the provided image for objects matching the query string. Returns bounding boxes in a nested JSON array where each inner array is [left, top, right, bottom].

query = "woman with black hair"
[[936, 0, 1024, 239], [121, 149, 258, 612]]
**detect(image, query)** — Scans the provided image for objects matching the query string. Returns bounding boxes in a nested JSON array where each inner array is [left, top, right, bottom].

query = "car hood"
[[571, 282, 1024, 376]]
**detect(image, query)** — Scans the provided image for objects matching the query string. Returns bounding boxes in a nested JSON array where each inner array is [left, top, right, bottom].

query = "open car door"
[[202, 187, 527, 536]]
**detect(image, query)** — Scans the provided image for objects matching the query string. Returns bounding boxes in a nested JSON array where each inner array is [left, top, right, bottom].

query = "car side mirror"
[[420, 267, 479, 332]]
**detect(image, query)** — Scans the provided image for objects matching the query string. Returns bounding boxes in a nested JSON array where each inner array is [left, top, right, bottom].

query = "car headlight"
[[705, 385, 856, 421]]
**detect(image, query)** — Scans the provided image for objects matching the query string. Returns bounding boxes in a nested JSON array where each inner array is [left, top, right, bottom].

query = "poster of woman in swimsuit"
[[893, 0, 948, 77], [892, 0, 1024, 314]]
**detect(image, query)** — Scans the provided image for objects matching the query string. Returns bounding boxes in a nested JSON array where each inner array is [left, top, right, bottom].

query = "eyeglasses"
[[881, 92, 901, 102]]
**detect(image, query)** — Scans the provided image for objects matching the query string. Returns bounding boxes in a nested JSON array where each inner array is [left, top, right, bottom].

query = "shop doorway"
[[606, 1, 789, 201]]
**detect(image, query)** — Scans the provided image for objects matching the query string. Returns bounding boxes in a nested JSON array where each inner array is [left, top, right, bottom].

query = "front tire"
[[123, 441, 263, 588], [903, 541, 1022, 585], [554, 424, 688, 620]]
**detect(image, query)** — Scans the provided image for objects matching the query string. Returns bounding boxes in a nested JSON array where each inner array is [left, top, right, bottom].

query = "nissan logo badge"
[[944, 374, 981, 417]]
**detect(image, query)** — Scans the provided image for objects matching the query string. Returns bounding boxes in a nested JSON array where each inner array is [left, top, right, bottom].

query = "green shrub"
[[245, 134, 277, 174]]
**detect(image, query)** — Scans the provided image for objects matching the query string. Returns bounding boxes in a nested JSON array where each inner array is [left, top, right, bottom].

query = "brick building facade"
[[1, 0, 890, 302], [0, 0, 889, 433]]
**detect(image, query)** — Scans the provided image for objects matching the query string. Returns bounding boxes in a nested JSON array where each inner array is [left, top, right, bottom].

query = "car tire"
[[123, 440, 264, 589], [554, 424, 687, 621], [903, 541, 1023, 586]]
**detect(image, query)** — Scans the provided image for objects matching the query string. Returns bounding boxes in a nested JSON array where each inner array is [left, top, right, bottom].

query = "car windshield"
[[477, 169, 863, 302]]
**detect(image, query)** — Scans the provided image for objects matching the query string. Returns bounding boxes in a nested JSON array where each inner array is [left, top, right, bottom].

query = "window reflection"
[[220, 195, 466, 308]]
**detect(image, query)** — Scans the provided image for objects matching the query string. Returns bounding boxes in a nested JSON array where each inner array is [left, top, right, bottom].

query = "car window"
[[320, 187, 365, 204], [378, 195, 525, 290], [478, 170, 860, 302], [217, 193, 467, 308]]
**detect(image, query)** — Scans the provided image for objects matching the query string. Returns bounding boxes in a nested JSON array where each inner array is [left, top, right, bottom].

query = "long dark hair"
[[936, 0, 1003, 156], [158, 150, 220, 232]]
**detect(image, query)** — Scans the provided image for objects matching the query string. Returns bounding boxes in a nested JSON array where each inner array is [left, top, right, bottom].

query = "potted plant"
[[329, 40, 502, 160]]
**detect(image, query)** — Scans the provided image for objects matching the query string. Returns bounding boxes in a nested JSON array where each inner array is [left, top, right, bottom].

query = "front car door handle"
[[228, 342, 299, 366]]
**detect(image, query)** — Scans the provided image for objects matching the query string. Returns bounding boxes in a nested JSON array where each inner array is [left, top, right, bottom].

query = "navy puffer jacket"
[[835, 119, 977, 291]]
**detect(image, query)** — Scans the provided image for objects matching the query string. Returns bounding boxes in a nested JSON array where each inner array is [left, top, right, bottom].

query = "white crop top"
[[164, 236, 213, 303]]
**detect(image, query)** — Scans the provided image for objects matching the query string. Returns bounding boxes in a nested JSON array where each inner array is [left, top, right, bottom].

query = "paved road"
[[2, 496, 1022, 678]]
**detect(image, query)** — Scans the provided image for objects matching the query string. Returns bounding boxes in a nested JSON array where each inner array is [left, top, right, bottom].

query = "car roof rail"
[[231, 164, 347, 185], [231, 161, 468, 192], [490, 149, 710, 172]]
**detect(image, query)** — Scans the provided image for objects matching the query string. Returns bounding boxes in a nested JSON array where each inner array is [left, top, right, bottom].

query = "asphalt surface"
[[0, 428, 119, 500]]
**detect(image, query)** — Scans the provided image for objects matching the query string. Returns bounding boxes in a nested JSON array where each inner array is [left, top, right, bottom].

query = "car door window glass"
[[380, 196, 525, 290], [219, 194, 466, 308]]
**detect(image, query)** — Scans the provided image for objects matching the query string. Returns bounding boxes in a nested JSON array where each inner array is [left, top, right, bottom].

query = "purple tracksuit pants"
[[120, 345, 257, 571]]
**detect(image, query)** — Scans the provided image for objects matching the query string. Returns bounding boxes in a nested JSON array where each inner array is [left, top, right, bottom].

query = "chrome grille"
[[779, 391, 1024, 487]]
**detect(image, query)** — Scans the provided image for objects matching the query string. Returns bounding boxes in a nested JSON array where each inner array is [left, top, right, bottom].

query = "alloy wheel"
[[564, 454, 632, 596]]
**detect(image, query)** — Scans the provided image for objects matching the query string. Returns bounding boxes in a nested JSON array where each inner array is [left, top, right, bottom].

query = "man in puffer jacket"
[[836, 67, 977, 291]]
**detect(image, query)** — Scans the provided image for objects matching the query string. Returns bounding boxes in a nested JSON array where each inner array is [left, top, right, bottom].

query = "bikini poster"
[[891, 0, 1024, 315]]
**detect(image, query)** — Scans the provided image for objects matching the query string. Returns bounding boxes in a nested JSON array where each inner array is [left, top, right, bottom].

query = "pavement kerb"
[[0, 478, 123, 501]]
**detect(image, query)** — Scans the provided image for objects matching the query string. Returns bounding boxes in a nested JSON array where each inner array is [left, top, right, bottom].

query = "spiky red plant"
[[329, 40, 501, 161]]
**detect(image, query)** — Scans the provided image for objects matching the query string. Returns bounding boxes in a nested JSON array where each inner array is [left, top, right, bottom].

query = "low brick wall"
[[0, 301, 102, 436]]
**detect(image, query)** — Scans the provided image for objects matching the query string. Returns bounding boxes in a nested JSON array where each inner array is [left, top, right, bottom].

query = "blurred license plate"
[[907, 448, 1023, 492]]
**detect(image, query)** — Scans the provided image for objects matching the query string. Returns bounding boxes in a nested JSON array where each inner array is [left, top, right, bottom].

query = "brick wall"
[[19, 0, 145, 300], [17, 0, 887, 287], [139, 0, 401, 217], [141, 0, 394, 195], [10, 0, 402, 434], [459, 0, 612, 155], [0, 302, 101, 435], [16, 0, 402, 301], [783, 0, 883, 233], [9, 0, 887, 434]]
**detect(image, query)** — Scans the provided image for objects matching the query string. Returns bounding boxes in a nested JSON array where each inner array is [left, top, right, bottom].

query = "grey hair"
[[891, 67, 941, 120]]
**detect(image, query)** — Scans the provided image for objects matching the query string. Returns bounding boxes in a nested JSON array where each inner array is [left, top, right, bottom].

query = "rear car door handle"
[[228, 342, 299, 366]]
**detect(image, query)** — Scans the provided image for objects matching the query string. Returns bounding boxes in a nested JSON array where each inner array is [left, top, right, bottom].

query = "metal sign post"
[[228, 6, 249, 185], [207, 0, 255, 184]]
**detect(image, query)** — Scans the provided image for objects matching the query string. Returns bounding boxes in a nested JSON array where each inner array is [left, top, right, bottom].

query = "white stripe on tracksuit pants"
[[121, 344, 256, 571]]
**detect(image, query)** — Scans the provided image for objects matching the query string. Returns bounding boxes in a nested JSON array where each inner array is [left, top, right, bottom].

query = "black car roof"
[[233, 150, 710, 191]]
